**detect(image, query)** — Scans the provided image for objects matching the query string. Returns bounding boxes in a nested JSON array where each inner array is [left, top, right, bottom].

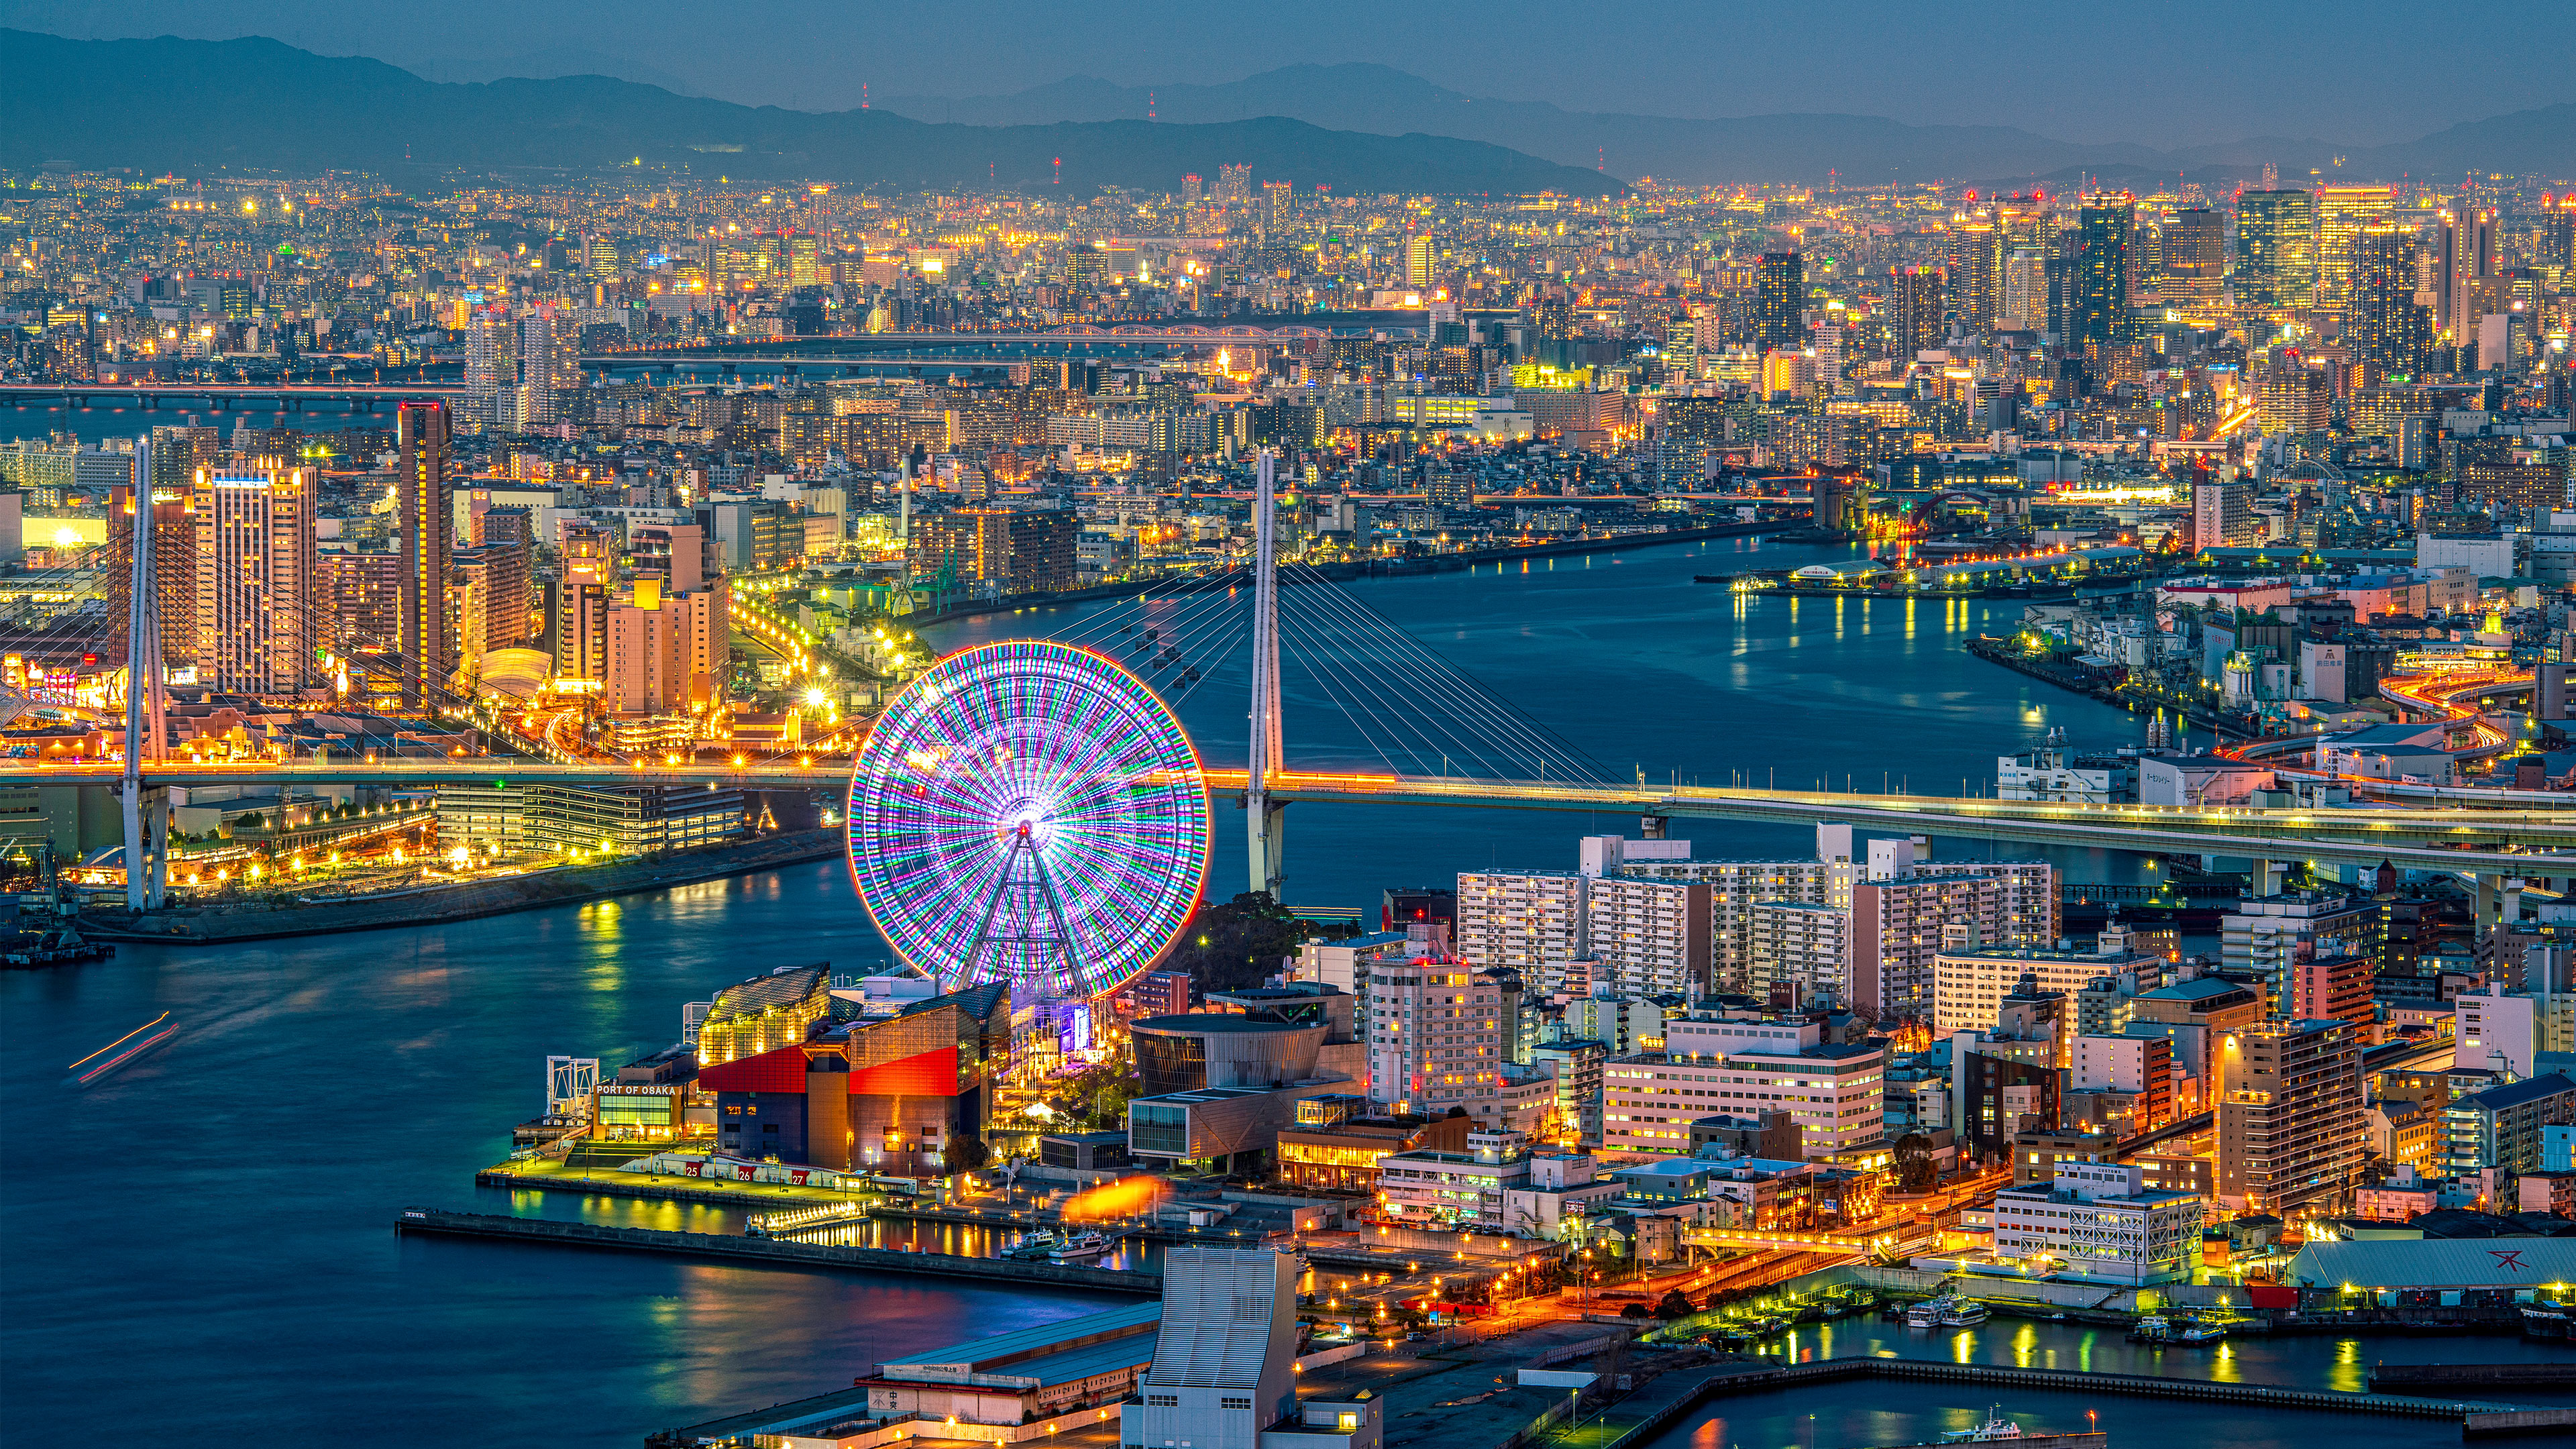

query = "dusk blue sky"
[[4, 0, 2565, 148]]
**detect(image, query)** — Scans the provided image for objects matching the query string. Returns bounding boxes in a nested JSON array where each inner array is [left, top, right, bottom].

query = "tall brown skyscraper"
[[396, 400, 453, 708]]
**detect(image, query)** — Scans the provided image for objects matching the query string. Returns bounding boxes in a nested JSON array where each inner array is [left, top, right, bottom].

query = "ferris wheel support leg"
[[1248, 798, 1286, 901]]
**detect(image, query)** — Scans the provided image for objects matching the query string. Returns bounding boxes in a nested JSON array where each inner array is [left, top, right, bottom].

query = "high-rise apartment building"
[[1216, 163, 1252, 204], [1886, 266, 1946, 358], [2220, 892, 2382, 1008], [1849, 841, 2057, 1022], [1947, 223, 1999, 331], [1181, 173, 1203, 207], [1998, 250, 2048, 331], [1756, 252, 1805, 351], [1932, 945, 2161, 1043], [453, 540, 532, 660], [191, 466, 318, 694], [2438, 203, 2497, 341], [462, 307, 515, 428], [605, 578, 726, 715], [2218, 1017, 2363, 1220], [396, 400, 454, 706], [2072, 196, 2134, 347], [1450, 869, 1709, 996], [2191, 475, 2255, 549], [1365, 955, 1505, 1118], [2236, 190, 2317, 314], [1262, 179, 1292, 233], [553, 522, 612, 683]]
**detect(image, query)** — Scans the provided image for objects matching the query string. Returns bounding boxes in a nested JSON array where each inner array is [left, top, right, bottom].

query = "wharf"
[[1678, 1355, 2514, 1420], [392, 1208, 1158, 1293], [476, 1159, 871, 1210], [1864, 1437, 2102, 1449], [2371, 1362, 2576, 1388], [1965, 634, 2248, 739], [80, 829, 844, 945]]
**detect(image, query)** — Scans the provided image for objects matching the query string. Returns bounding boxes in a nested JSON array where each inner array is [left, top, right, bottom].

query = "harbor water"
[[3, 529, 2301, 1444]]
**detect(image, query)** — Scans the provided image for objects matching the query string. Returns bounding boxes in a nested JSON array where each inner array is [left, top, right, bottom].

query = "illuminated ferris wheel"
[[847, 640, 1212, 1000]]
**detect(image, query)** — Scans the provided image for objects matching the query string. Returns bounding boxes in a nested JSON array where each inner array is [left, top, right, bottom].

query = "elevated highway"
[[22, 759, 2571, 877]]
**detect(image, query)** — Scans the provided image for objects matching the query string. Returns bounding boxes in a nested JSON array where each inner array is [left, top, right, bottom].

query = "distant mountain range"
[[0, 32, 1621, 197], [880, 64, 2576, 186]]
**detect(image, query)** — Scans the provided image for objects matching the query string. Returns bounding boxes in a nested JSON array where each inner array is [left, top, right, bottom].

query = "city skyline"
[[2, 19, 2573, 1448]]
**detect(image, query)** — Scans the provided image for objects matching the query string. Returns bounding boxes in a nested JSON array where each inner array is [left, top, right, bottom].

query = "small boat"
[[1049, 1230, 1112, 1263], [1940, 1406, 2025, 1442], [2520, 1305, 2571, 1339], [2127, 1315, 2170, 1342], [2174, 1318, 2224, 1344], [1906, 1297, 1949, 1328], [1006, 1230, 1063, 1261], [1940, 1299, 1990, 1327]]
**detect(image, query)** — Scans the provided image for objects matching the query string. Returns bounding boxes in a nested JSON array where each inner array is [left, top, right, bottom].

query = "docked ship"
[[1862, 1405, 2108, 1448]]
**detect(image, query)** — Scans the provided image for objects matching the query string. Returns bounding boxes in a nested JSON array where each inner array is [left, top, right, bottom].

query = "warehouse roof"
[[2285, 1236, 2576, 1290]]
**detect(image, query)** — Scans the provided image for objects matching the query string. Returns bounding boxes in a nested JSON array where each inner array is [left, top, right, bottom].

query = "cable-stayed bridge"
[[15, 443, 2572, 916]]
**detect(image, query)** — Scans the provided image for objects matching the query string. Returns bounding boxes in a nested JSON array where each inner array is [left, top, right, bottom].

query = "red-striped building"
[[698, 981, 1010, 1175]]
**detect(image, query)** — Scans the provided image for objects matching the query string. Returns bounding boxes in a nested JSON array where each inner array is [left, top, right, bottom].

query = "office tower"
[[2259, 366, 2331, 435], [2218, 1018, 2363, 1219], [513, 309, 575, 428], [2438, 203, 2497, 341], [2539, 200, 2574, 268], [2311, 184, 2390, 315], [1262, 179, 1291, 233], [586, 235, 619, 277], [191, 466, 317, 695], [786, 233, 819, 288], [1887, 266, 1946, 357], [2072, 196, 2134, 347], [1216, 163, 1251, 203], [1755, 252, 1804, 351], [1947, 221, 2000, 331], [2159, 209, 2226, 323], [396, 401, 454, 707], [2347, 229, 2431, 376], [2236, 189, 2317, 313], [1404, 233, 1435, 290]]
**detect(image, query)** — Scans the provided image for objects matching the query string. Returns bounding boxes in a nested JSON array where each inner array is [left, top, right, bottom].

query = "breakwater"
[[393, 1208, 1159, 1294]]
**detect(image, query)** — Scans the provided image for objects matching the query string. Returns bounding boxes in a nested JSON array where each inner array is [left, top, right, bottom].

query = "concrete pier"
[[393, 1208, 1157, 1294]]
